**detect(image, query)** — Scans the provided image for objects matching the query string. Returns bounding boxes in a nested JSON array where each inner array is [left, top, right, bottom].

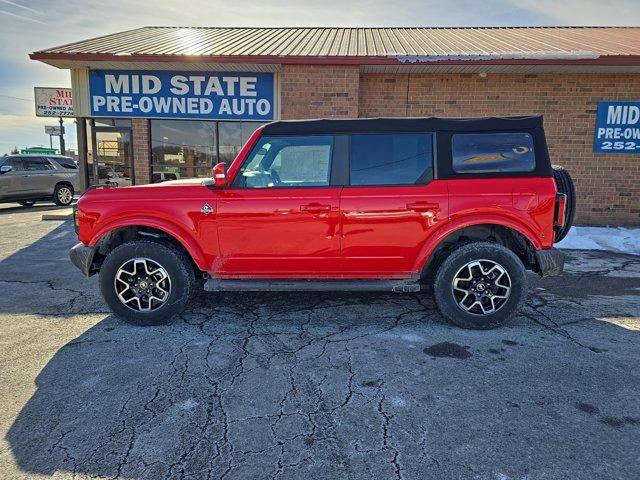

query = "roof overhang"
[[30, 52, 640, 73]]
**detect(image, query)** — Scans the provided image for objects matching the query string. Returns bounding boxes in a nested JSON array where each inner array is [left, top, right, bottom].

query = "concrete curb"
[[42, 210, 73, 221]]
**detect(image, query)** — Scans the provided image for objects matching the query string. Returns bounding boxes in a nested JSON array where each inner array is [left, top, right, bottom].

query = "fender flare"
[[89, 216, 209, 271], [412, 215, 543, 273]]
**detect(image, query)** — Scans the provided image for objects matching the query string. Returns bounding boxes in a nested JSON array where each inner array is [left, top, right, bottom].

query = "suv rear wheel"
[[99, 239, 200, 326], [18, 200, 36, 207], [433, 242, 527, 329], [53, 183, 74, 206]]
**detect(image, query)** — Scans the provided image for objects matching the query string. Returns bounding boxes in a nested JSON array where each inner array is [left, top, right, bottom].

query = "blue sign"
[[594, 101, 640, 153], [89, 70, 274, 120]]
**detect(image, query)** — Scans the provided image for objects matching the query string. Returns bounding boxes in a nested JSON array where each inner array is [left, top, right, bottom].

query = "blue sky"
[[1, 0, 639, 154]]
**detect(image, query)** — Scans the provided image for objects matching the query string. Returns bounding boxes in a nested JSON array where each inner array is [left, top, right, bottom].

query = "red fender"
[[412, 214, 544, 273], [89, 216, 210, 271]]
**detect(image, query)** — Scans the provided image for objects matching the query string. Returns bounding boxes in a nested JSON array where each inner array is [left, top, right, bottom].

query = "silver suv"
[[0, 155, 80, 207]]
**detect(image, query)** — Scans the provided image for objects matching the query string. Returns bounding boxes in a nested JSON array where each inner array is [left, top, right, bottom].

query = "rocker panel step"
[[204, 279, 421, 293]]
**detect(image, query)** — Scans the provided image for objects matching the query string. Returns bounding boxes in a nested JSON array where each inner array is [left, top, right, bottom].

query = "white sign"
[[44, 125, 63, 135], [34, 87, 74, 117]]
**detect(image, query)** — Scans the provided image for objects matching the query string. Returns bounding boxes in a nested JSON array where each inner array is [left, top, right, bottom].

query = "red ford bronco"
[[71, 116, 574, 329]]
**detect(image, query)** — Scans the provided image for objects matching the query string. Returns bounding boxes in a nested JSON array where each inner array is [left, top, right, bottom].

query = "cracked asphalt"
[[0, 203, 639, 480]]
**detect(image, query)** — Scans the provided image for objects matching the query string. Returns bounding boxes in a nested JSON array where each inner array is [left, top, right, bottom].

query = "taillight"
[[554, 193, 567, 228]]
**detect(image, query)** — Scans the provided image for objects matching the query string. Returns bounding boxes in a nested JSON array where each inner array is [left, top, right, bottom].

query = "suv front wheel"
[[433, 242, 527, 329], [99, 239, 200, 326]]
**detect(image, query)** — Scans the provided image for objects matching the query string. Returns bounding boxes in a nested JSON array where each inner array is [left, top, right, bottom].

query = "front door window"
[[235, 135, 333, 188]]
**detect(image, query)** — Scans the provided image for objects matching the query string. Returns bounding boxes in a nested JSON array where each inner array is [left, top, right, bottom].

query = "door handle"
[[300, 203, 331, 213], [406, 202, 439, 212]]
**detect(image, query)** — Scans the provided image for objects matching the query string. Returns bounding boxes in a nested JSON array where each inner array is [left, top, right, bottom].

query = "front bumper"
[[535, 248, 565, 277], [69, 242, 97, 277]]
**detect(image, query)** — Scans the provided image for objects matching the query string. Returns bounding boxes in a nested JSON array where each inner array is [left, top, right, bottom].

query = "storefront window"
[[151, 120, 216, 182], [218, 122, 265, 165], [150, 120, 266, 182], [86, 119, 133, 187]]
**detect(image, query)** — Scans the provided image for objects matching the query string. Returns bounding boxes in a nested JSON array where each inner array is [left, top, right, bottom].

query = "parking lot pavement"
[[0, 210, 638, 480]]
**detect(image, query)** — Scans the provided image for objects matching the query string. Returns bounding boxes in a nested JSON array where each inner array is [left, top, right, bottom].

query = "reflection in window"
[[218, 122, 265, 165], [150, 120, 266, 182], [350, 133, 433, 186], [452, 133, 535, 173], [237, 135, 333, 188], [151, 120, 216, 182]]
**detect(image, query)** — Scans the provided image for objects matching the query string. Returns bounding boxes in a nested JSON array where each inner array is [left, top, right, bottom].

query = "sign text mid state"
[[89, 70, 275, 121], [34, 87, 74, 117], [594, 101, 640, 153]]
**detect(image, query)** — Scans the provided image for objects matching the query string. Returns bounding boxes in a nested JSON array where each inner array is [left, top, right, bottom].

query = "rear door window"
[[23, 157, 54, 171], [349, 133, 433, 186], [452, 133, 535, 173]]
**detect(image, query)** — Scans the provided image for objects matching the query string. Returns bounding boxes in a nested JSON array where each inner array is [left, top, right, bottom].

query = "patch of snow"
[[178, 398, 198, 411], [390, 396, 408, 408], [400, 333, 424, 343], [556, 226, 640, 255]]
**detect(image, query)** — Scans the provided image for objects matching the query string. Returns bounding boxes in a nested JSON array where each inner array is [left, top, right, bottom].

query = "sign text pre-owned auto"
[[594, 101, 640, 153], [89, 70, 274, 120]]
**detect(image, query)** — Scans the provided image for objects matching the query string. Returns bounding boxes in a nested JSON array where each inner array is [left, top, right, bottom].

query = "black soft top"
[[262, 116, 544, 135]]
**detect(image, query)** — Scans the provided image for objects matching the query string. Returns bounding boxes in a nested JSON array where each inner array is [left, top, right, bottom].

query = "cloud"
[[0, 8, 46, 24], [0, 0, 43, 15]]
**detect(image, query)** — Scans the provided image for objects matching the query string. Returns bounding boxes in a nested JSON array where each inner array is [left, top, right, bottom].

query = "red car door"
[[340, 132, 448, 278], [216, 134, 341, 277]]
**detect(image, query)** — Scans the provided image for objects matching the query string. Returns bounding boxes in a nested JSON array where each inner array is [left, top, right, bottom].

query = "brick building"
[[31, 27, 640, 225]]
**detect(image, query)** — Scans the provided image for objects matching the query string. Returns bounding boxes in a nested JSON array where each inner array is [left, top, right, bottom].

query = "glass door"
[[90, 127, 133, 187]]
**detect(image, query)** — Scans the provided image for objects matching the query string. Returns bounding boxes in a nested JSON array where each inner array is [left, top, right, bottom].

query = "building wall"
[[359, 73, 640, 226], [281, 65, 360, 119], [132, 119, 151, 185]]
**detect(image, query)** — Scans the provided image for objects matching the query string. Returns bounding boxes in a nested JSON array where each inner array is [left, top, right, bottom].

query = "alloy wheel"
[[57, 186, 73, 205], [114, 257, 172, 312], [451, 259, 511, 315]]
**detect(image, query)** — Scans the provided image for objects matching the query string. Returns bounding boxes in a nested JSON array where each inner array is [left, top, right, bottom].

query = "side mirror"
[[0, 165, 12, 174], [212, 162, 227, 187]]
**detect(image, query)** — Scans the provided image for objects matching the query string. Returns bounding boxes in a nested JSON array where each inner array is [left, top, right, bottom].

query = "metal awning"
[[31, 27, 640, 71]]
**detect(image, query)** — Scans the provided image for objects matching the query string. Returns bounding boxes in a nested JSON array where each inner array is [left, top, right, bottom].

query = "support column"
[[75, 118, 89, 192], [131, 118, 151, 185]]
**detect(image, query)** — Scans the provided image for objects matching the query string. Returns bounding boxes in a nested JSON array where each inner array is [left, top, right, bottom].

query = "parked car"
[[96, 166, 131, 187], [70, 116, 574, 329], [152, 171, 181, 183], [0, 154, 79, 206]]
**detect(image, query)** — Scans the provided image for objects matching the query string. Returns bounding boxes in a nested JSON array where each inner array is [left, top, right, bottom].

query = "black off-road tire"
[[53, 183, 74, 206], [433, 242, 528, 330], [18, 200, 36, 207], [552, 165, 575, 242], [99, 239, 200, 326]]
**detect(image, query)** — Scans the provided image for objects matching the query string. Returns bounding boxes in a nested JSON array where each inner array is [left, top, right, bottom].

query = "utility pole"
[[58, 117, 66, 155]]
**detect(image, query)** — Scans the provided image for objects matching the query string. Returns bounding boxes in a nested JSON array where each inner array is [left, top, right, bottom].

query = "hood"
[[144, 178, 206, 187], [78, 178, 213, 204]]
